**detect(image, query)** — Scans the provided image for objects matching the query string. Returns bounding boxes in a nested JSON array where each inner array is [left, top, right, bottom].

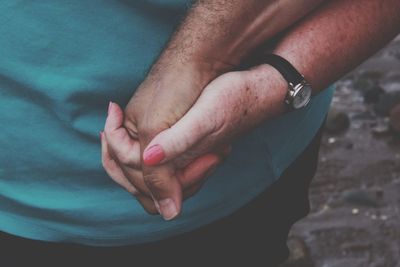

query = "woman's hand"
[[101, 63, 232, 219], [101, 102, 230, 215], [142, 65, 287, 169]]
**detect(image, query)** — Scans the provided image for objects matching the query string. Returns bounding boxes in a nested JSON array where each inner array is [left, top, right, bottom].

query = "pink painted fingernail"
[[143, 145, 165, 165], [99, 131, 103, 139], [108, 101, 113, 115], [158, 198, 178, 221]]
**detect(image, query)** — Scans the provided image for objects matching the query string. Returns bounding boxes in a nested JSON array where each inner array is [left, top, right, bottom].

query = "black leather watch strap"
[[252, 54, 304, 85]]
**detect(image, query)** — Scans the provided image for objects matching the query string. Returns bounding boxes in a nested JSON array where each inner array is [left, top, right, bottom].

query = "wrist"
[[246, 64, 288, 119], [147, 57, 232, 94], [128, 57, 230, 134]]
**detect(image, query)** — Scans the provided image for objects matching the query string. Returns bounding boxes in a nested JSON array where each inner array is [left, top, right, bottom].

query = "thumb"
[[142, 163, 183, 221], [142, 103, 214, 166]]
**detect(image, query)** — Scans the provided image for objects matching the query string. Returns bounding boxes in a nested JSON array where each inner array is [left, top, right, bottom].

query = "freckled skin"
[[105, 0, 400, 216], [273, 0, 400, 92], [170, 0, 400, 174]]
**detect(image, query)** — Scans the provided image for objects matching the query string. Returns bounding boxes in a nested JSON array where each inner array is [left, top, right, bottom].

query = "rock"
[[351, 208, 359, 214], [328, 188, 384, 208], [345, 142, 354, 150], [341, 242, 372, 253], [352, 78, 375, 91], [374, 91, 400, 116], [341, 189, 382, 208], [352, 70, 383, 91], [328, 137, 336, 144], [322, 258, 368, 267], [389, 104, 400, 134], [325, 107, 350, 134], [352, 110, 376, 120], [380, 215, 388, 220], [278, 237, 314, 267], [385, 72, 400, 84], [371, 118, 390, 136], [359, 70, 384, 82], [374, 188, 384, 199], [363, 86, 384, 104]]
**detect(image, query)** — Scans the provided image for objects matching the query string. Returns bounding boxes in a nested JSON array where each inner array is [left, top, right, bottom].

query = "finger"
[[136, 193, 160, 215], [142, 100, 214, 166], [104, 101, 123, 131], [182, 166, 215, 200], [100, 131, 140, 196], [178, 153, 220, 188], [102, 131, 160, 215], [102, 129, 151, 195], [104, 101, 141, 168], [173, 142, 232, 169], [118, 164, 152, 196], [102, 105, 152, 195], [142, 163, 183, 221]]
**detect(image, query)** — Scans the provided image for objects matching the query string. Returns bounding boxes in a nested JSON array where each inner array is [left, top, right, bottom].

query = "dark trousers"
[[0, 126, 324, 266]]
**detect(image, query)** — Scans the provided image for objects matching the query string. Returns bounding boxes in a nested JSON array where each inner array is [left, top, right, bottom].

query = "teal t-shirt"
[[0, 1, 334, 246]]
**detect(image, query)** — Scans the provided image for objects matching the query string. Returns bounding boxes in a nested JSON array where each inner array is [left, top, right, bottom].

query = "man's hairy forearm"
[[268, 0, 400, 93], [153, 0, 325, 76]]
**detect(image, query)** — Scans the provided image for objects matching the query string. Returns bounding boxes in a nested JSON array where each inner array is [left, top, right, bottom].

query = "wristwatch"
[[254, 54, 312, 109]]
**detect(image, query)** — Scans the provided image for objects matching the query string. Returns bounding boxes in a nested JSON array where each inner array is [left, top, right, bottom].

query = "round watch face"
[[293, 85, 312, 109]]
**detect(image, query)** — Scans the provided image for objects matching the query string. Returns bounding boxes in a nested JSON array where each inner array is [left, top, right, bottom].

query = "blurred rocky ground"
[[281, 35, 400, 267]]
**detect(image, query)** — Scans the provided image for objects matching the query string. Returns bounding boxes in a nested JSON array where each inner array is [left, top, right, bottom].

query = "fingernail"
[[99, 131, 103, 139], [108, 101, 113, 115], [158, 198, 178, 221], [143, 145, 165, 165]]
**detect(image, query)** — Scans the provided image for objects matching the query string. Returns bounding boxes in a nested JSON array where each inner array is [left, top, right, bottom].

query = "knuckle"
[[117, 153, 135, 166], [137, 123, 158, 136], [137, 119, 170, 139], [124, 120, 139, 138]]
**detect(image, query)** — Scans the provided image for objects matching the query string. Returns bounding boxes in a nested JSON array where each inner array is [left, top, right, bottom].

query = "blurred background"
[[281, 35, 400, 267]]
